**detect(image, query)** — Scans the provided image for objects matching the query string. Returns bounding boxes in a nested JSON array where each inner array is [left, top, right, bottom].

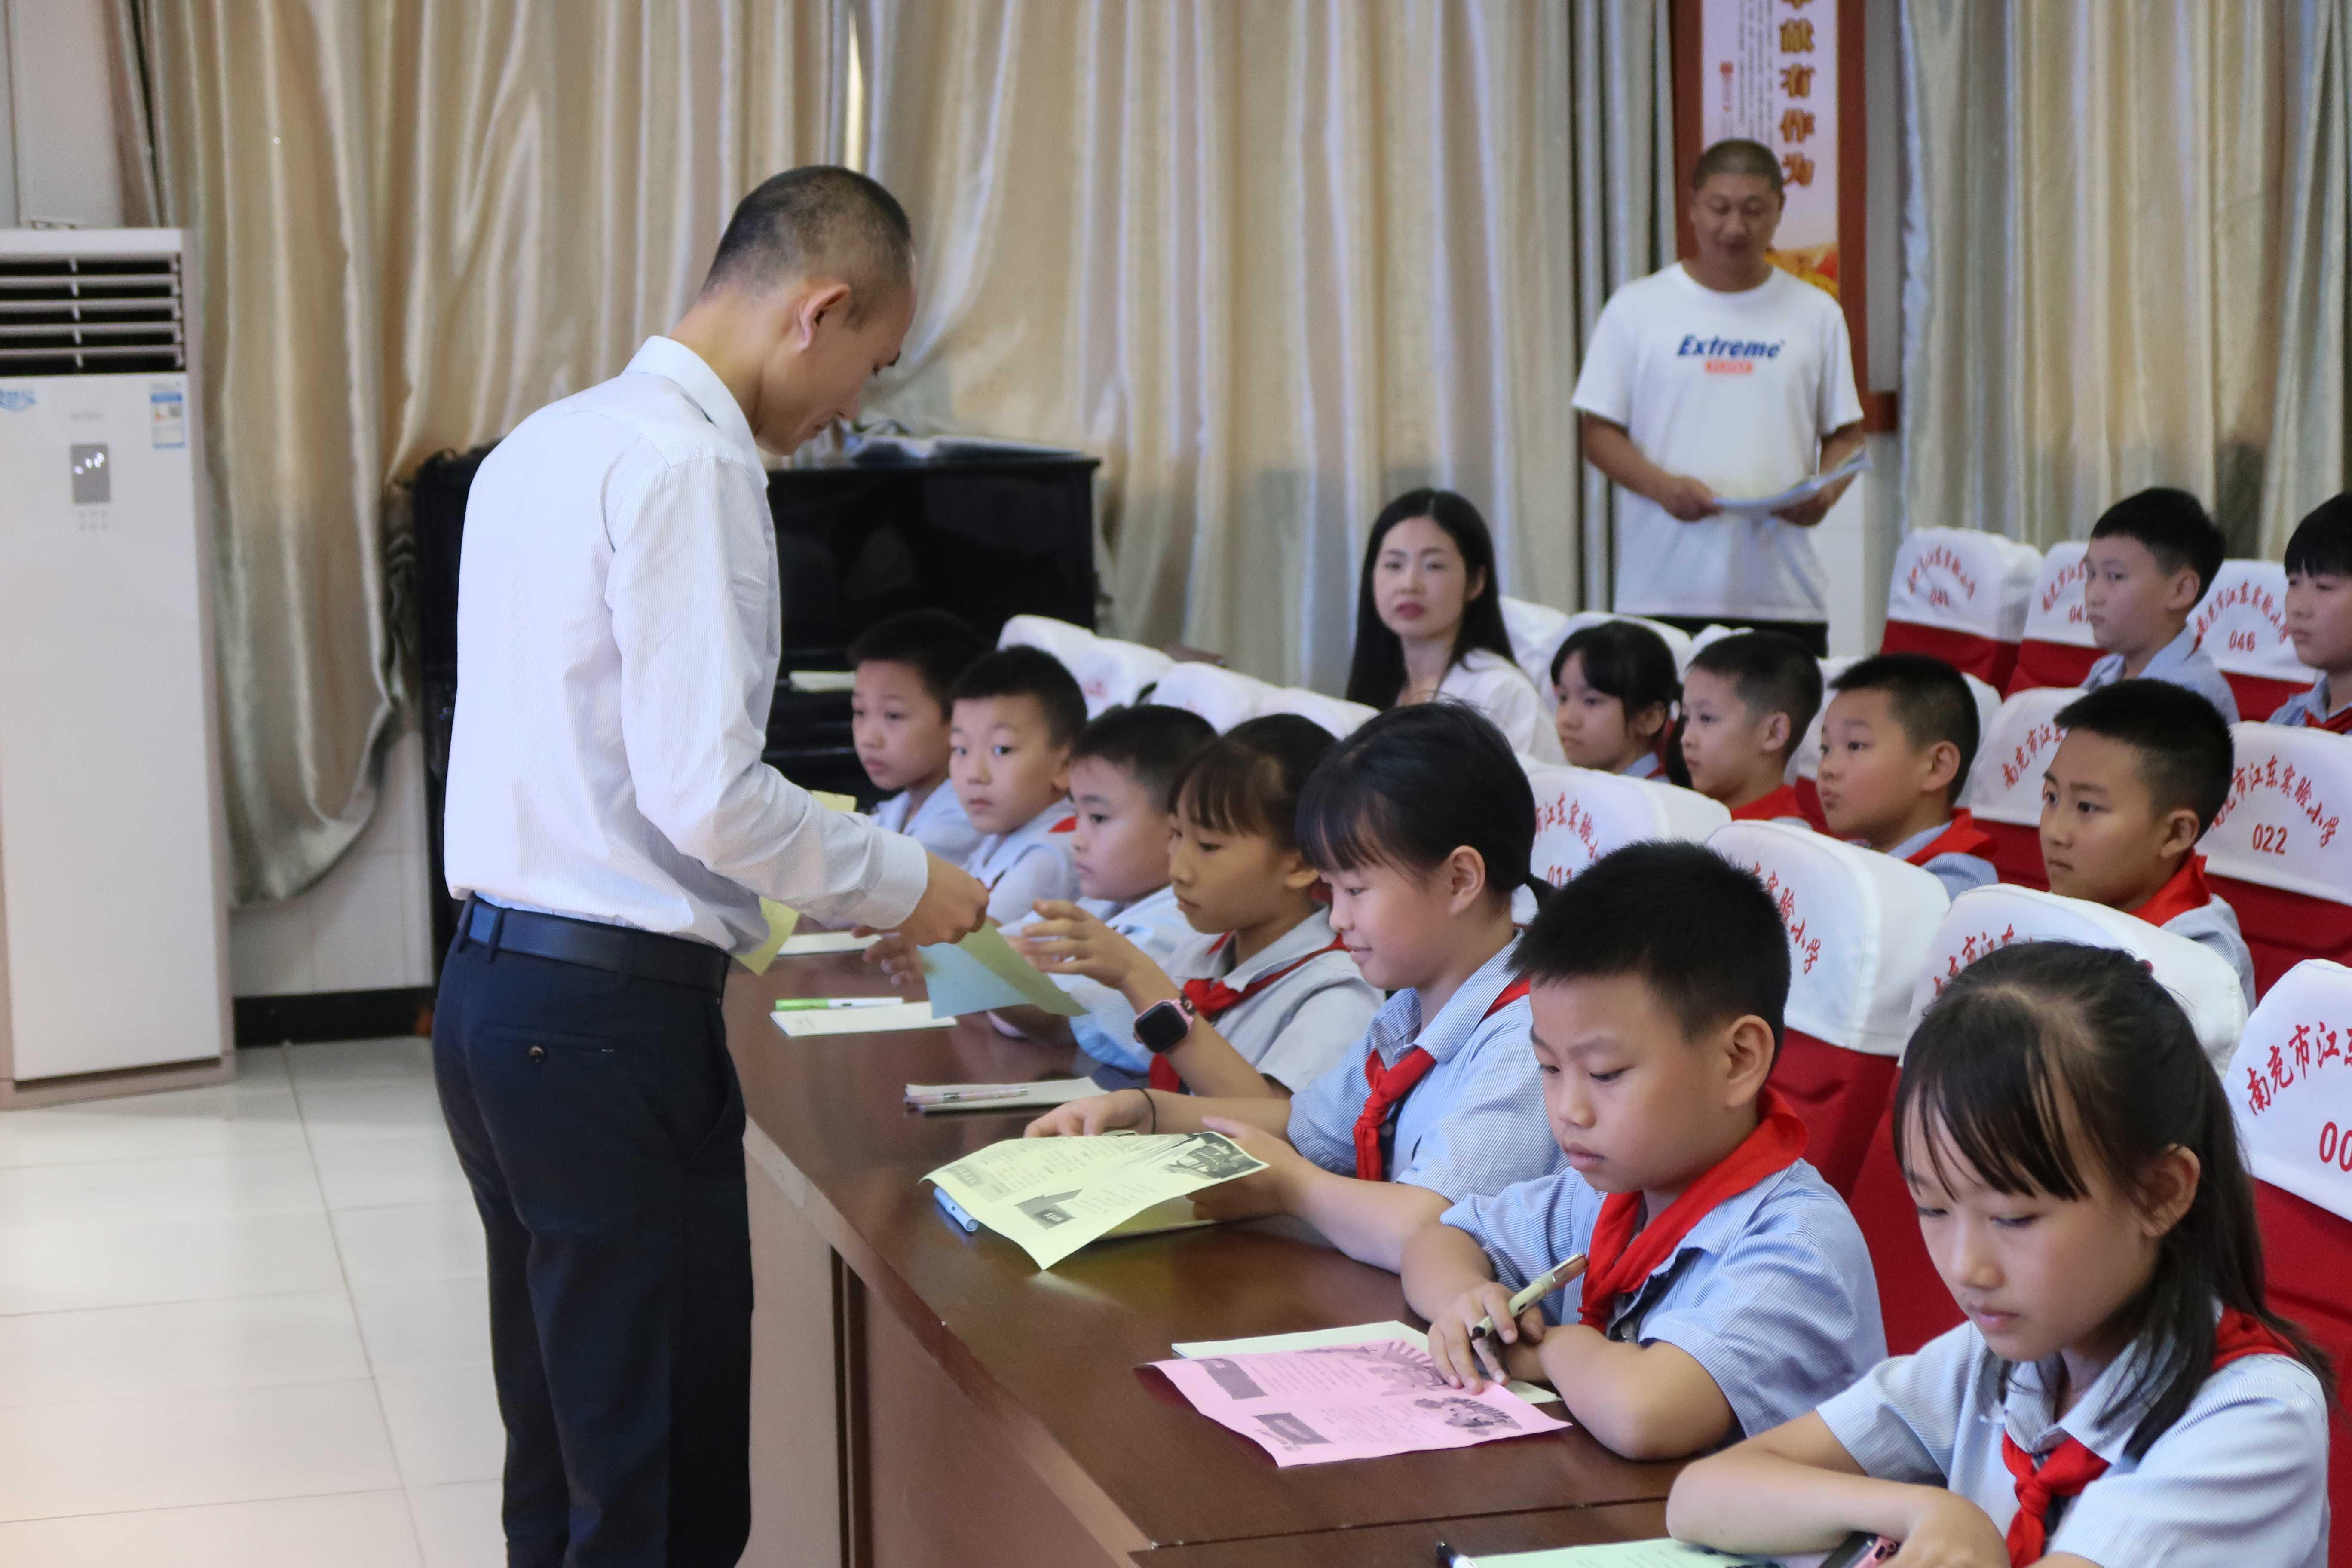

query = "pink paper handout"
[[1148, 1338, 1565, 1467]]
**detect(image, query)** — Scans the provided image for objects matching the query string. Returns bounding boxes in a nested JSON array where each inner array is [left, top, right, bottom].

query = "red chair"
[[1958, 687, 2079, 891], [2226, 959, 2352, 1565], [2007, 541, 2099, 695], [1847, 1095, 1962, 1355], [1706, 822, 1948, 1198], [1880, 528, 2041, 690], [2201, 724, 2352, 998], [2193, 560, 2317, 723]]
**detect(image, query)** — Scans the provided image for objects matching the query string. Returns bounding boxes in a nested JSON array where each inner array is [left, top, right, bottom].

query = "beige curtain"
[[137, 1, 845, 902], [1902, 0, 2352, 557], [852, 0, 1672, 690]]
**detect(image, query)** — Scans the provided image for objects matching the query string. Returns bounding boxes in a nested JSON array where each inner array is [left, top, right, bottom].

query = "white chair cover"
[[1066, 637, 1173, 717], [1523, 764, 1730, 887], [1883, 527, 2041, 645], [2202, 722, 2352, 904], [1149, 662, 1281, 733], [2191, 560, 2318, 687], [2224, 959, 2352, 1222], [2018, 540, 2097, 655], [1961, 686, 2082, 827], [1251, 686, 1378, 739]]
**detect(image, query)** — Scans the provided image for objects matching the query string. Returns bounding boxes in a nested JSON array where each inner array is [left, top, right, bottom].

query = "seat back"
[[1501, 601, 1700, 706], [1057, 636, 1173, 717], [1149, 662, 1281, 733], [2009, 540, 2099, 694], [997, 613, 1099, 666], [1959, 686, 2079, 888], [1880, 528, 2042, 688], [2204, 723, 2352, 999], [2193, 560, 2318, 724], [1522, 765, 1729, 887], [1251, 686, 1378, 739]]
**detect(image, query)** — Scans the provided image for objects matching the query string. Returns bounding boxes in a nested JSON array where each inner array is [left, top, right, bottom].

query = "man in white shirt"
[[1573, 139, 1866, 657], [436, 168, 987, 1568]]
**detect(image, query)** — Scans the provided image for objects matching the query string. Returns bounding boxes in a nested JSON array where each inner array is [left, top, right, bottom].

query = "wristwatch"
[[1132, 995, 1197, 1055]]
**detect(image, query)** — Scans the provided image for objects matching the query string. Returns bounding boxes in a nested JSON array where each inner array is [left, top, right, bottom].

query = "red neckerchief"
[[1999, 1310, 2295, 1565], [1577, 1086, 1809, 1331], [1730, 782, 1805, 822], [1147, 933, 1346, 1092], [2128, 853, 2214, 930], [1351, 977, 1532, 1181], [2301, 696, 2352, 735], [1905, 810, 1996, 866]]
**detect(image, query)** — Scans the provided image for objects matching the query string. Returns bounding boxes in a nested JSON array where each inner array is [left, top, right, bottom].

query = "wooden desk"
[[728, 951, 1679, 1567]]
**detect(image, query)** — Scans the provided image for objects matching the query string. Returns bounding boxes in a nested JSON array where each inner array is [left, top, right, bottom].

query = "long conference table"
[[727, 945, 1683, 1567]]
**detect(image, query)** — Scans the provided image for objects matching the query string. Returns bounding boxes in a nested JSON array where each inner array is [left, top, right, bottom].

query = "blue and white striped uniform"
[[1441, 1159, 1883, 1438], [964, 802, 1081, 927], [1819, 1318, 2329, 1567], [2084, 625, 2239, 722], [2161, 896, 2258, 1013], [1884, 820, 1995, 902], [871, 782, 983, 866], [2268, 674, 2345, 729]]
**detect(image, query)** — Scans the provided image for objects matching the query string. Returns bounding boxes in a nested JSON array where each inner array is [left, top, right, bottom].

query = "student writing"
[[1816, 653, 1995, 900]]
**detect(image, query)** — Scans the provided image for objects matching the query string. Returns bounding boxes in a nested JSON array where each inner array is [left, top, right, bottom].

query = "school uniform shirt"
[[1728, 782, 1811, 828], [870, 783, 983, 866], [1883, 819, 1996, 902], [2082, 624, 2240, 722], [1031, 885, 1194, 1076], [2127, 854, 2258, 1017], [1286, 940, 1565, 1200], [1620, 750, 1666, 781], [1816, 1319, 2330, 1567], [1571, 263, 1864, 623], [1442, 1159, 1883, 1438], [1154, 910, 1382, 1091], [2269, 674, 2352, 732], [1437, 649, 1566, 763], [965, 802, 1082, 927]]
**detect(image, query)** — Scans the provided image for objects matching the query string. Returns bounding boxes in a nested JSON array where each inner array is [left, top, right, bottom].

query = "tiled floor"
[[0, 1039, 504, 1566]]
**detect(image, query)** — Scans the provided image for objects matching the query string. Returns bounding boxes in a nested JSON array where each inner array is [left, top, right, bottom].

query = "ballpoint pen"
[[773, 996, 902, 1011]]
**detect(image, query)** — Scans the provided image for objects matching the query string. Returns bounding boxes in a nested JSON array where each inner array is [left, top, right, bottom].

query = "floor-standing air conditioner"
[[0, 228, 233, 1105]]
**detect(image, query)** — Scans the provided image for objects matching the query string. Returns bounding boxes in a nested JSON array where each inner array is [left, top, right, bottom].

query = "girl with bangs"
[[1670, 942, 2332, 1567]]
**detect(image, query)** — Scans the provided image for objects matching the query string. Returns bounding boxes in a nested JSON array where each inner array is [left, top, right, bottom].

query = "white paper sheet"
[[772, 1001, 951, 1038], [925, 1131, 1265, 1268], [1173, 1321, 1560, 1406], [778, 931, 880, 956], [1709, 452, 1870, 519], [905, 1078, 1100, 1112]]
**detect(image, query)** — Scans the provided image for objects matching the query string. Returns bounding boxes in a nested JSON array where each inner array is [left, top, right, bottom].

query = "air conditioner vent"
[[0, 252, 184, 375]]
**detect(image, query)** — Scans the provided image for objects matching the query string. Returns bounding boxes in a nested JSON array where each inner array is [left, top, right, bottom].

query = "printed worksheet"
[[925, 1131, 1266, 1268]]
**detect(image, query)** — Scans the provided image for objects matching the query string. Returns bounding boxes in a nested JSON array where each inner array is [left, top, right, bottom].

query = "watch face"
[[1135, 1000, 1191, 1054]]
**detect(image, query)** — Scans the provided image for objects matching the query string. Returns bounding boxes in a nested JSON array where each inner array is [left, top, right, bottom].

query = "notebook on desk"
[[1442, 1534, 1895, 1566]]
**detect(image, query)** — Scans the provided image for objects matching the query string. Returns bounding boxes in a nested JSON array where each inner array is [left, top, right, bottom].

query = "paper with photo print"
[[923, 1131, 1265, 1268], [1149, 1338, 1564, 1467]]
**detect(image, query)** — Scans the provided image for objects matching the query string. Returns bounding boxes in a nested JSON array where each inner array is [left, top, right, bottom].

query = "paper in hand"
[[1710, 451, 1870, 519], [772, 1001, 949, 1038], [735, 898, 801, 975], [925, 1130, 1266, 1268], [919, 924, 1085, 1018]]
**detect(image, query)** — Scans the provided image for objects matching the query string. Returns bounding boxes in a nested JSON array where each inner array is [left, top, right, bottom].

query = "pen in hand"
[[1469, 1253, 1588, 1369]]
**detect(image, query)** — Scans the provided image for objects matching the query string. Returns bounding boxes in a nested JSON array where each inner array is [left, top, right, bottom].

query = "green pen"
[[772, 996, 901, 1012]]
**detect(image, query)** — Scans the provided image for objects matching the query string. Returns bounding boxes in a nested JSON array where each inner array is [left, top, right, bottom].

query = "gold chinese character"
[[1779, 19, 1815, 52], [1780, 63, 1816, 96], [1783, 0, 1813, 7], [1780, 152, 1816, 187], [1779, 108, 1816, 143]]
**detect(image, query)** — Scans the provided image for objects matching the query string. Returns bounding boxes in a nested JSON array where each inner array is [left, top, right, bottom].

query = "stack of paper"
[[924, 1131, 1265, 1268], [904, 1078, 1099, 1113], [772, 1000, 948, 1038], [919, 925, 1084, 1019], [1710, 452, 1870, 520], [1451, 1537, 1890, 1567], [779, 931, 878, 956], [1172, 1322, 1559, 1406]]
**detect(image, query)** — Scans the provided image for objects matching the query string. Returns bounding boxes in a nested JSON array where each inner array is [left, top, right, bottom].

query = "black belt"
[[458, 897, 731, 996]]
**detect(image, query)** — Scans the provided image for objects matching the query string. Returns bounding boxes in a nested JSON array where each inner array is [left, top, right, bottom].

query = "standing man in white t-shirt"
[[1572, 139, 1865, 656]]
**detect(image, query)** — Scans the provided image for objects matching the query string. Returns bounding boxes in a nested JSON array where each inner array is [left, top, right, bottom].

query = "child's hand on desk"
[[861, 931, 922, 989], [1427, 1283, 1546, 1393], [1023, 1090, 1152, 1138], [1008, 901, 1154, 993], [1188, 1118, 1303, 1222], [1882, 1492, 2007, 1568]]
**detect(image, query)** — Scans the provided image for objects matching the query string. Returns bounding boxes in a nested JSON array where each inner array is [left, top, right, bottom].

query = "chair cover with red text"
[[2201, 723, 2352, 998], [2193, 560, 2321, 726], [1707, 822, 1950, 1197], [1880, 528, 2042, 688], [1958, 686, 2080, 888], [2223, 959, 2352, 1566], [2008, 540, 2098, 694], [1067, 637, 1173, 717], [1149, 662, 1280, 733], [1521, 764, 1729, 888], [1251, 686, 1378, 739], [1850, 885, 2251, 1354]]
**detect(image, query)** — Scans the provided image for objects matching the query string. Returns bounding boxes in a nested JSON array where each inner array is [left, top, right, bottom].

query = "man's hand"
[[1772, 484, 1845, 529], [861, 931, 922, 989], [871, 852, 988, 950], [1427, 1282, 1546, 1392], [1652, 474, 1719, 522], [1007, 901, 1155, 995], [1024, 1089, 1153, 1138]]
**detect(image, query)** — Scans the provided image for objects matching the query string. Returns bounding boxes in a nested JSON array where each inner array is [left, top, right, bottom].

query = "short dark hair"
[[1687, 631, 1822, 761], [1296, 703, 1542, 909], [2056, 680, 2234, 834], [1831, 652, 1981, 804], [846, 609, 984, 716], [1692, 138, 1784, 195], [1549, 620, 1681, 720], [1516, 842, 1789, 1060], [702, 166, 914, 321], [1172, 714, 1338, 852], [2089, 487, 2226, 601], [1344, 489, 1518, 710], [948, 646, 1088, 749], [2284, 493, 2352, 579], [1072, 704, 1216, 812]]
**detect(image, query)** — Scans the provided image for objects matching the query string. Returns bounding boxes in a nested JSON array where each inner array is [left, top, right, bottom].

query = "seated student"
[[1405, 842, 1884, 1461], [2273, 493, 2352, 732], [1815, 652, 1995, 900], [1010, 713, 1374, 1092], [1343, 488, 1564, 761], [2041, 680, 2256, 1009], [848, 609, 987, 863], [1667, 942, 2331, 1567], [1024, 703, 1565, 1271], [1679, 631, 1820, 822], [950, 645, 1087, 924], [1550, 620, 1679, 778], [2080, 487, 2238, 721]]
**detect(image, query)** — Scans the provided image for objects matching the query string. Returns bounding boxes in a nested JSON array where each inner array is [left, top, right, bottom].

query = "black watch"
[[1133, 995, 1197, 1055]]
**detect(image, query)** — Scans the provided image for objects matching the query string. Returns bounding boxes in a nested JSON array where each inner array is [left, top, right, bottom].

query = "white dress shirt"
[[1436, 648, 1565, 762], [443, 337, 930, 952]]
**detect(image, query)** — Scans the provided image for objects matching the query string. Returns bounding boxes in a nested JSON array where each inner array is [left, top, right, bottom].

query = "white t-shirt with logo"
[[1572, 263, 1863, 622]]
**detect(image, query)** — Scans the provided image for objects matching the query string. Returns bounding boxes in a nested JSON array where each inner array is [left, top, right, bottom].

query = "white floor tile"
[[286, 1036, 434, 1086], [295, 1077, 450, 1147], [353, 1274, 491, 1374], [313, 1134, 471, 1212], [0, 1057, 305, 1170], [0, 1378, 400, 1521], [407, 1479, 505, 1568], [0, 1488, 423, 1568], [0, 1209, 344, 1316], [0, 1149, 323, 1231], [0, 1290, 368, 1406], [330, 1201, 486, 1286], [377, 1366, 506, 1488]]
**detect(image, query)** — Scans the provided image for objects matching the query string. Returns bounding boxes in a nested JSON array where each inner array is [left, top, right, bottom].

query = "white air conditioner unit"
[[0, 228, 233, 1104]]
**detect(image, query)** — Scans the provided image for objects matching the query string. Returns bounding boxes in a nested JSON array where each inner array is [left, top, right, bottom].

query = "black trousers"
[[433, 929, 752, 1568], [1650, 613, 1831, 658]]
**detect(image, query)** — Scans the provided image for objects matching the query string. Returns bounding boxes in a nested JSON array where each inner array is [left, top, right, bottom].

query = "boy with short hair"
[[1679, 632, 1821, 822], [1403, 842, 1883, 1462], [2080, 487, 2238, 720], [2043, 680, 2256, 1007], [848, 609, 986, 862], [2273, 494, 2352, 733], [1815, 652, 1994, 899], [949, 646, 1090, 924]]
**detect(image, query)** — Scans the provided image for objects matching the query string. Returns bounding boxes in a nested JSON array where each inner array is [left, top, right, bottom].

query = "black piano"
[[409, 444, 1101, 970]]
